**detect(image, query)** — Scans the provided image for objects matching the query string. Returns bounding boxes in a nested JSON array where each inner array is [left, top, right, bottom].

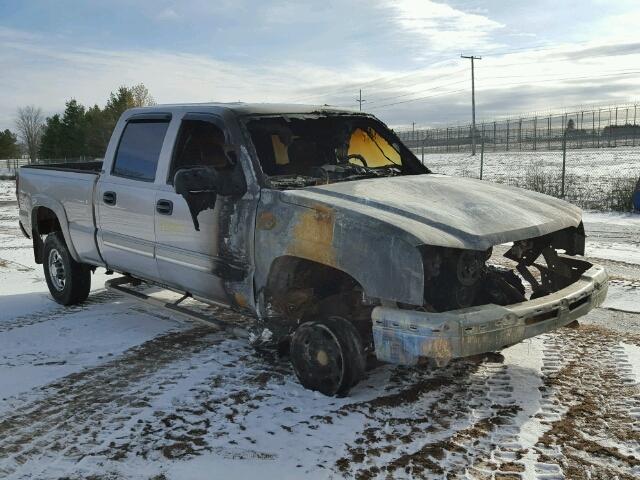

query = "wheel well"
[[33, 207, 62, 235], [263, 256, 373, 344], [265, 256, 361, 305], [32, 207, 62, 264]]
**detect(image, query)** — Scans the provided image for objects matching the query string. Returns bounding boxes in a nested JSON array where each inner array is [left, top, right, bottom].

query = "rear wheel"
[[43, 232, 91, 306], [290, 316, 366, 396]]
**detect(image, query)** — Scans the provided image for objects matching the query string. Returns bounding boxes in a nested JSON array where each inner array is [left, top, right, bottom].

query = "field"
[[414, 147, 640, 211], [1, 179, 640, 479]]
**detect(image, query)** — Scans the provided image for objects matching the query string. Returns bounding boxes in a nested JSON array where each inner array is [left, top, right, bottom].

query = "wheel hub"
[[48, 249, 66, 291], [316, 350, 329, 366]]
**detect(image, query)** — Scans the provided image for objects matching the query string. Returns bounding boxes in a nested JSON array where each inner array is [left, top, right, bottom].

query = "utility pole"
[[356, 89, 366, 111], [461, 54, 481, 155]]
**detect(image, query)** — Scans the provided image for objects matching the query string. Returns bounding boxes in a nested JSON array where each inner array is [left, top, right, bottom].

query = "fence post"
[[518, 118, 522, 151], [480, 140, 484, 180], [493, 121, 496, 151], [579, 111, 583, 149], [506, 119, 510, 151], [625, 107, 629, 146], [561, 132, 567, 198]]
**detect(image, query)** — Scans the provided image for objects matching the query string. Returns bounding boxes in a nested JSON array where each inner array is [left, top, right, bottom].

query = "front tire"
[[290, 316, 366, 396], [43, 232, 91, 306]]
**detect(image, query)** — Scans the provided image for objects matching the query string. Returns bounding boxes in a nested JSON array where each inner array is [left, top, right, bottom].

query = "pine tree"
[[0, 129, 20, 159]]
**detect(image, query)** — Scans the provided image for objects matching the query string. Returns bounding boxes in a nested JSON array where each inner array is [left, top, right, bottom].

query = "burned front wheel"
[[290, 316, 366, 396]]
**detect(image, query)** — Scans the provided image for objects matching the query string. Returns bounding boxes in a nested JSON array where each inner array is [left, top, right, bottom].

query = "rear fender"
[[30, 195, 81, 263]]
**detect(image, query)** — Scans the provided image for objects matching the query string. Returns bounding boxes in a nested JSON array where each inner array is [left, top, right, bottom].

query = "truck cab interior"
[[244, 115, 429, 188]]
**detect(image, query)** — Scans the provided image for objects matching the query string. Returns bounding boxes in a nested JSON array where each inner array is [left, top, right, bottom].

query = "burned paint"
[[233, 292, 249, 309], [421, 337, 454, 364], [256, 211, 276, 230], [286, 204, 337, 267]]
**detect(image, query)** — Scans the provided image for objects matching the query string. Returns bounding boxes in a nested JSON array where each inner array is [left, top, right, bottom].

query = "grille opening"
[[569, 296, 589, 311], [525, 309, 558, 325]]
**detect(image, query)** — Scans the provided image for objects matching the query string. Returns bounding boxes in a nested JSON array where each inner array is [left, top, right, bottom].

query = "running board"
[[105, 276, 249, 337]]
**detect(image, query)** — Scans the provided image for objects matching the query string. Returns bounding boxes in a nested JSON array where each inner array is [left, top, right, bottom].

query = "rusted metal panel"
[[253, 188, 425, 313]]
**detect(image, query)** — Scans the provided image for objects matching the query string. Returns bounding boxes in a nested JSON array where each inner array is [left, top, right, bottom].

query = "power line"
[[288, 57, 462, 103], [368, 88, 469, 109], [368, 69, 640, 111], [364, 70, 468, 106]]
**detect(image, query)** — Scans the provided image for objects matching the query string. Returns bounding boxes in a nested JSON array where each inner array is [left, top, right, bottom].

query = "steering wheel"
[[347, 153, 368, 167]]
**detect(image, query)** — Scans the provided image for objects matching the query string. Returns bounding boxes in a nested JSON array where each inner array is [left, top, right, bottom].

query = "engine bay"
[[419, 225, 589, 312]]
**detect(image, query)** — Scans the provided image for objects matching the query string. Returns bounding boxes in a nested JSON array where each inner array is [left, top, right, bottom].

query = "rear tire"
[[290, 316, 366, 397], [43, 232, 91, 306]]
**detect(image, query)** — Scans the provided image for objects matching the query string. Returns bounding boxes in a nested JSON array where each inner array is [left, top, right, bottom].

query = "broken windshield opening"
[[245, 115, 429, 189]]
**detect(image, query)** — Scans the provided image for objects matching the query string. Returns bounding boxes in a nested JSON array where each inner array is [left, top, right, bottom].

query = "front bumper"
[[371, 262, 608, 365]]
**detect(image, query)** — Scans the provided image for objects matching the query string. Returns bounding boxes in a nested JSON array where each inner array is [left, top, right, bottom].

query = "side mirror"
[[174, 166, 220, 231], [174, 166, 219, 195]]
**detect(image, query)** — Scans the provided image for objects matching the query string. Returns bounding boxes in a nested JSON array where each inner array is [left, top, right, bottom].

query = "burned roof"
[[132, 102, 368, 117]]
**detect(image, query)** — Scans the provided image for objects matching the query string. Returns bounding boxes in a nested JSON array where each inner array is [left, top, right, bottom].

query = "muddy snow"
[[1, 180, 639, 479]]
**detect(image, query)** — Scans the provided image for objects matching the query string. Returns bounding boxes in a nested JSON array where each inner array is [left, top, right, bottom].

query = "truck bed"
[[20, 160, 103, 174], [18, 163, 103, 266]]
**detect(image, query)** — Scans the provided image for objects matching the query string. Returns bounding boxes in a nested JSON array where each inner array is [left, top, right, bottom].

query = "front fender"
[[254, 190, 425, 305]]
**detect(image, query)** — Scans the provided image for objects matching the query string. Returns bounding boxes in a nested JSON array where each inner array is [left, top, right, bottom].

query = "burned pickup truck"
[[17, 103, 608, 395]]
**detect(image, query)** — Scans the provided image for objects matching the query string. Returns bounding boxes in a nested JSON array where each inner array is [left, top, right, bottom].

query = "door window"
[[112, 120, 170, 181], [169, 119, 230, 183]]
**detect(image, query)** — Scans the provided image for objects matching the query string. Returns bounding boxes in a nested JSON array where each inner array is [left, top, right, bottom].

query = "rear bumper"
[[371, 262, 608, 365]]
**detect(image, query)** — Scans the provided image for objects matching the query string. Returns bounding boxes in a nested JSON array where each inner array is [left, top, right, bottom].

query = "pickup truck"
[[17, 103, 608, 396]]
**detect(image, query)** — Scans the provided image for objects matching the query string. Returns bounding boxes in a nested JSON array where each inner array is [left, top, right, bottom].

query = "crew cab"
[[17, 103, 608, 396]]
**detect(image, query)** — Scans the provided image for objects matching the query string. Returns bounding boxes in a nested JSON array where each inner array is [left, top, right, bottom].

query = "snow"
[[0, 179, 639, 479], [602, 280, 640, 313], [621, 343, 640, 384]]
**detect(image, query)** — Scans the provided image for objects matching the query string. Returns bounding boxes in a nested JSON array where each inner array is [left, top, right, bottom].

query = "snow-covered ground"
[[0, 179, 639, 479], [415, 148, 640, 210]]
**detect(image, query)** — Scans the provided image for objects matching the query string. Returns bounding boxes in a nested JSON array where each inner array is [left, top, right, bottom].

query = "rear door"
[[96, 114, 171, 280]]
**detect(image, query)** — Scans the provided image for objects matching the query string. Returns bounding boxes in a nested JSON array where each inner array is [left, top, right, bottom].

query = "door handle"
[[103, 191, 116, 205], [156, 199, 173, 215]]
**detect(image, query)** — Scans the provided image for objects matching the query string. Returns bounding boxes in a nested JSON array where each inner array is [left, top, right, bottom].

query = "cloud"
[[0, 31, 395, 129], [1, 7, 639, 133], [380, 0, 504, 51], [553, 42, 640, 60], [156, 7, 180, 21]]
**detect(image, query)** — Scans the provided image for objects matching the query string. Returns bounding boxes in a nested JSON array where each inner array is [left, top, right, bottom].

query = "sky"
[[1, 0, 640, 132]]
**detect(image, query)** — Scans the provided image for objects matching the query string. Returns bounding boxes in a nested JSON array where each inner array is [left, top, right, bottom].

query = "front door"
[[153, 113, 257, 307], [96, 117, 171, 280]]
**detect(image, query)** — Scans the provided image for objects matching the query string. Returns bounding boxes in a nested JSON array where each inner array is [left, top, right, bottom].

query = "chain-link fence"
[[398, 104, 640, 212], [398, 104, 640, 153], [412, 142, 640, 212]]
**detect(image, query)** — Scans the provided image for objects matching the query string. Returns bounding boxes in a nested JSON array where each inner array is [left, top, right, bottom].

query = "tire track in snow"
[[533, 326, 640, 480], [334, 357, 531, 479], [0, 325, 223, 478]]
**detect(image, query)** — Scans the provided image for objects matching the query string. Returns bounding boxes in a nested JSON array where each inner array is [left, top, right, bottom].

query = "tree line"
[[1, 84, 154, 161]]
